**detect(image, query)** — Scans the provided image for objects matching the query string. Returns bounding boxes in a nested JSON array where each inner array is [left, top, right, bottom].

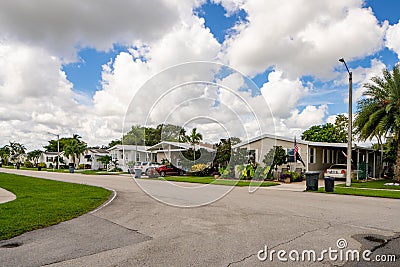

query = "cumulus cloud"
[[260, 70, 309, 118], [220, 0, 387, 79], [0, 0, 180, 60], [0, 0, 394, 150], [386, 20, 400, 59]]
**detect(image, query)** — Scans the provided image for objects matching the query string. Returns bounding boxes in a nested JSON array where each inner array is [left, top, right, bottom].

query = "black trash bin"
[[69, 163, 74, 173], [305, 171, 319, 191], [324, 177, 335, 192]]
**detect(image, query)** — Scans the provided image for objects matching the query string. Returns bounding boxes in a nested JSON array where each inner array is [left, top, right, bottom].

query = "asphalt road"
[[0, 169, 399, 266]]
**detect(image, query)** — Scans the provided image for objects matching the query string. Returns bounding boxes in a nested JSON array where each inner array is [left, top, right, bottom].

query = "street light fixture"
[[339, 58, 352, 187]]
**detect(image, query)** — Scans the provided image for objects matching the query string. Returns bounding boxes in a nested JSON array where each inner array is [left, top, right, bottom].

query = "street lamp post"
[[339, 58, 352, 187]]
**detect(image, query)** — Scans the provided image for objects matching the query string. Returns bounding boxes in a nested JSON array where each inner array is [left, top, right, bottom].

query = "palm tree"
[[185, 128, 203, 161], [64, 139, 87, 168], [178, 128, 187, 143], [354, 64, 400, 181], [8, 141, 26, 165], [0, 145, 10, 165], [27, 149, 42, 167]]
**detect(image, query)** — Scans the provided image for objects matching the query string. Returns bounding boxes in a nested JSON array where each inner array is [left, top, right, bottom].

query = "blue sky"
[[63, 0, 400, 97], [1, 0, 400, 148]]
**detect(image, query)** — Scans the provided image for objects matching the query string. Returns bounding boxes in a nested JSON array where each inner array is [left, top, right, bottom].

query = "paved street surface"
[[1, 168, 399, 266]]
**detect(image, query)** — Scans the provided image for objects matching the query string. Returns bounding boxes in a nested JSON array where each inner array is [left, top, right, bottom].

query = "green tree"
[[122, 125, 145, 145], [301, 115, 348, 143], [8, 141, 26, 165], [44, 138, 70, 152], [354, 65, 400, 181], [27, 149, 42, 167], [107, 139, 122, 148], [64, 138, 87, 168], [144, 127, 160, 146], [0, 145, 10, 165], [185, 128, 203, 161], [158, 124, 184, 142], [96, 155, 112, 169], [213, 137, 242, 167], [263, 146, 288, 179]]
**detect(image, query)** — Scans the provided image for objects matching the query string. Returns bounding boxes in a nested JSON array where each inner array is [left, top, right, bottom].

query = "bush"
[[37, 162, 46, 168], [24, 161, 34, 168], [189, 164, 210, 176], [280, 171, 303, 182], [220, 167, 233, 178], [78, 164, 91, 169]]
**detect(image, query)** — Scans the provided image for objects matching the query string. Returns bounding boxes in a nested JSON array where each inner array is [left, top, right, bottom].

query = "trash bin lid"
[[305, 171, 320, 174]]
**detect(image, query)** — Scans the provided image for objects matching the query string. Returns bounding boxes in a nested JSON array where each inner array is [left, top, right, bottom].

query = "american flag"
[[294, 136, 305, 167], [294, 136, 298, 162]]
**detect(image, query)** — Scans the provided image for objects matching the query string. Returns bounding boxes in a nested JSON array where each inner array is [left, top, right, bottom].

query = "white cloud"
[[386, 20, 400, 59], [0, 0, 395, 151], [221, 0, 387, 79], [285, 105, 328, 129], [0, 0, 180, 61], [260, 70, 309, 118]]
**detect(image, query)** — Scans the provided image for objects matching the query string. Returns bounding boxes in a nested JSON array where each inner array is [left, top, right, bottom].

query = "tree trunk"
[[395, 136, 400, 182]]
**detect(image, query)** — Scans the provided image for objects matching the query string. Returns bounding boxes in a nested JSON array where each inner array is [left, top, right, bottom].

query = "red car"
[[156, 164, 185, 177]]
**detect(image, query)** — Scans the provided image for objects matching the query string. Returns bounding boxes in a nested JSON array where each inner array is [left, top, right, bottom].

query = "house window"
[[136, 153, 140, 162], [287, 148, 295, 162], [323, 149, 333, 164], [323, 149, 328, 164], [309, 148, 315, 164]]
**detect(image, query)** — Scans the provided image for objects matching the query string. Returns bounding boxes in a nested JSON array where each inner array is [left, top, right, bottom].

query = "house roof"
[[233, 133, 374, 150], [84, 149, 109, 156], [232, 133, 308, 149], [107, 145, 150, 153], [147, 141, 215, 152], [42, 151, 65, 156]]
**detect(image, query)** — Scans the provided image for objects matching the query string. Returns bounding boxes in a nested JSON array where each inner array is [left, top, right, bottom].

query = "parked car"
[[156, 164, 185, 177], [324, 164, 356, 179], [130, 162, 161, 176]]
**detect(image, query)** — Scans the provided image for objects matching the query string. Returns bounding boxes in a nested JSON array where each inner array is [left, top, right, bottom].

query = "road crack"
[[226, 222, 333, 266]]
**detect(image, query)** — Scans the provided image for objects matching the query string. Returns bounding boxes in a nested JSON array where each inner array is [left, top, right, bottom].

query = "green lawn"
[[152, 176, 279, 187], [318, 179, 400, 199], [336, 179, 400, 190], [0, 172, 111, 240]]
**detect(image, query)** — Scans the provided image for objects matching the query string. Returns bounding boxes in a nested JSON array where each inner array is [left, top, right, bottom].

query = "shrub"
[[220, 167, 232, 178], [189, 164, 210, 176], [280, 171, 303, 182], [37, 162, 46, 168], [24, 161, 34, 168], [253, 167, 265, 180]]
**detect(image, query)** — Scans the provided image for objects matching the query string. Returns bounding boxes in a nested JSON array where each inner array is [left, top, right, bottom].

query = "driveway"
[[0, 168, 399, 266]]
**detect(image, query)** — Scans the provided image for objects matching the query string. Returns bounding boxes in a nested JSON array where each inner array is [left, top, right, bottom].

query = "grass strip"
[[152, 176, 279, 187], [317, 186, 400, 199], [0, 172, 111, 240], [336, 179, 400, 190]]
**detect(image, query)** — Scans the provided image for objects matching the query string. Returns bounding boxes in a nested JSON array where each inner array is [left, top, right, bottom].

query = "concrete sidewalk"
[[0, 187, 16, 204], [269, 179, 344, 191]]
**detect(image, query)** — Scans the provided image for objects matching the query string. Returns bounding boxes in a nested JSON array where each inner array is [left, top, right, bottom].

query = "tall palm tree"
[[185, 128, 203, 161], [64, 139, 87, 168], [178, 128, 187, 143], [354, 64, 400, 181], [27, 149, 42, 167], [0, 145, 10, 165], [8, 141, 26, 164]]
